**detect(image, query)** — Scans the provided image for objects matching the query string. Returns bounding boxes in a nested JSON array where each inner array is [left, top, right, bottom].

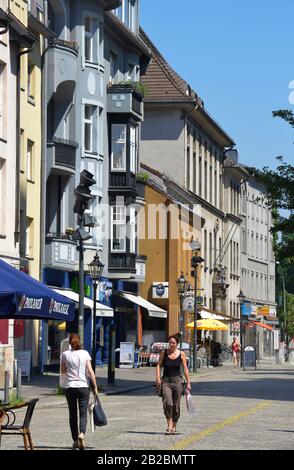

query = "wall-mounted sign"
[[152, 282, 169, 299], [183, 296, 195, 313]]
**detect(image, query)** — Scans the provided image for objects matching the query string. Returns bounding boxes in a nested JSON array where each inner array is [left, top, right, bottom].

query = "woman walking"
[[61, 333, 98, 450], [231, 337, 240, 367], [156, 333, 191, 435]]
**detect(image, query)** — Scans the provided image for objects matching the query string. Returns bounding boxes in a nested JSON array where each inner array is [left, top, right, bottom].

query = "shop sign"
[[183, 296, 195, 313], [152, 282, 169, 299]]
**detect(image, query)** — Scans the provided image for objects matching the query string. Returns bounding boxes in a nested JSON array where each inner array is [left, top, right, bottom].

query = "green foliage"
[[136, 172, 149, 183], [284, 292, 294, 340], [253, 109, 294, 260], [113, 80, 148, 98]]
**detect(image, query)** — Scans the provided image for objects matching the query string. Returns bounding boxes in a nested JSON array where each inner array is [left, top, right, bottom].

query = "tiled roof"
[[139, 28, 204, 107]]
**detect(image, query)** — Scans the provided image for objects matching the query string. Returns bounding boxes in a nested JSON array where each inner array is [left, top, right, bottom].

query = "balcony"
[[108, 253, 136, 277], [45, 237, 77, 271], [107, 83, 144, 121], [46, 39, 78, 102], [47, 138, 78, 176], [109, 172, 136, 191]]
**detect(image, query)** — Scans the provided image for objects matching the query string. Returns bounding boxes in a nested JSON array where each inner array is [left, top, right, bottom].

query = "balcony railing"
[[47, 138, 78, 175], [49, 37, 79, 54]]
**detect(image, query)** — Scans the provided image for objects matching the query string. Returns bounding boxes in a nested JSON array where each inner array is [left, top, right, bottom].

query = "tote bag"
[[93, 395, 107, 427]]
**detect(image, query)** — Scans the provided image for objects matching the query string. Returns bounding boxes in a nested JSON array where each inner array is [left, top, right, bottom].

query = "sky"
[[140, 0, 294, 170]]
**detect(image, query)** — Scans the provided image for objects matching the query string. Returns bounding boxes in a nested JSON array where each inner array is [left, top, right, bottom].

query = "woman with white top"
[[61, 333, 98, 450]]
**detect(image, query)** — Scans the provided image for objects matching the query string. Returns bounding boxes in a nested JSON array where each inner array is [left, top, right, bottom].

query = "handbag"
[[93, 395, 107, 427]]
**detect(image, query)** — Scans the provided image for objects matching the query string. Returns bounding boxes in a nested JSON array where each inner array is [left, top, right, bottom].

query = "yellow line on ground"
[[170, 400, 273, 450]]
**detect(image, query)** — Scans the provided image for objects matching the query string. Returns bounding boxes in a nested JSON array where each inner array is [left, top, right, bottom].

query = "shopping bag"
[[88, 399, 95, 432], [185, 391, 196, 416], [93, 395, 107, 427]]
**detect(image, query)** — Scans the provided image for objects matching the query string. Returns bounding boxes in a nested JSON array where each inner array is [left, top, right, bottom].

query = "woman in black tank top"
[[156, 333, 191, 435]]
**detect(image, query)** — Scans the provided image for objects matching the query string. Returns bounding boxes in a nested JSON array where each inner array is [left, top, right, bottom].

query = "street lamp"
[[191, 255, 205, 373], [237, 290, 245, 368], [276, 261, 287, 344], [88, 252, 104, 371], [176, 272, 189, 350]]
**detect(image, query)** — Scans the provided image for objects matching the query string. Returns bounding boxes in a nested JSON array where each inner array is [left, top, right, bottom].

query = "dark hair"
[[69, 333, 81, 350], [168, 333, 181, 345]]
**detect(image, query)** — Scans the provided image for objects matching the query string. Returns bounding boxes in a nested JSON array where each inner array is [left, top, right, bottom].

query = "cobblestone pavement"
[[1, 362, 294, 451]]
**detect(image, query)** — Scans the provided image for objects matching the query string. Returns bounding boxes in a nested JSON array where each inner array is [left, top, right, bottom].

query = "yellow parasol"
[[58, 321, 66, 331], [186, 319, 228, 331]]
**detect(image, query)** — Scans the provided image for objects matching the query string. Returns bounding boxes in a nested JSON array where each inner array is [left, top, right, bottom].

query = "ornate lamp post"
[[88, 253, 104, 371], [176, 272, 189, 350], [191, 256, 205, 373], [237, 290, 245, 368]]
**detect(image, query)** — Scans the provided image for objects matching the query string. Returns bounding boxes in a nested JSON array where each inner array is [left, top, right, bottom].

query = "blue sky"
[[140, 0, 294, 170]]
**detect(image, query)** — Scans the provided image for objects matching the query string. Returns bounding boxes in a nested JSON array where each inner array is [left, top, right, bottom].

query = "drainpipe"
[[15, 46, 34, 255], [38, 0, 49, 375]]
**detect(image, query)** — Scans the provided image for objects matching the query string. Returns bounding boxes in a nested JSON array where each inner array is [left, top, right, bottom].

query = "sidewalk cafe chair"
[[0, 398, 39, 450]]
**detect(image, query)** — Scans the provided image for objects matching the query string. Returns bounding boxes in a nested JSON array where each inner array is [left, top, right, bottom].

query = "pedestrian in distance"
[[231, 337, 240, 367], [61, 333, 98, 450], [156, 333, 191, 435]]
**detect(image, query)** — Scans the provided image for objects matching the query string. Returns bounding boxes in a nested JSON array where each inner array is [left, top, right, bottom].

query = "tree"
[[253, 110, 294, 341], [253, 110, 294, 260]]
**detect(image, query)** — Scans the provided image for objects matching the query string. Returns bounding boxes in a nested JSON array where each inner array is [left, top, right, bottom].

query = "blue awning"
[[0, 259, 75, 321]]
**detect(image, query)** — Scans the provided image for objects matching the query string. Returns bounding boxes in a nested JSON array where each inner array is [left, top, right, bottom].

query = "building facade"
[[41, 0, 152, 368], [139, 29, 242, 345], [0, 1, 46, 367], [240, 171, 277, 357]]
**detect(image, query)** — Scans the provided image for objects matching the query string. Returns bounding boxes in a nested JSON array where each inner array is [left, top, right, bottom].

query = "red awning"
[[254, 322, 274, 331]]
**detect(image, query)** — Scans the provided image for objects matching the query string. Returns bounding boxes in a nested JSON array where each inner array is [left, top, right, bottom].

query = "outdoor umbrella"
[[0, 259, 75, 321], [186, 319, 228, 331]]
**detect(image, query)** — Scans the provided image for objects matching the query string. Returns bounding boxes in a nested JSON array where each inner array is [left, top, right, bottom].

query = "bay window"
[[129, 206, 136, 253], [130, 126, 137, 173], [111, 124, 126, 171], [111, 205, 126, 252]]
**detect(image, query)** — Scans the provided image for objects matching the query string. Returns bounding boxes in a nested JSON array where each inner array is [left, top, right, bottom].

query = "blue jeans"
[[65, 387, 90, 441]]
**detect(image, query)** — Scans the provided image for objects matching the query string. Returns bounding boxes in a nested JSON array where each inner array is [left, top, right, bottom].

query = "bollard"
[[4, 370, 9, 404], [17, 367, 22, 399]]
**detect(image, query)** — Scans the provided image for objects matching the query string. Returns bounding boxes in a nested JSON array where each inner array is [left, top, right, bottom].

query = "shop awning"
[[121, 293, 167, 318], [254, 322, 274, 331], [200, 310, 225, 320], [0, 260, 75, 321], [52, 289, 114, 318], [199, 307, 232, 321]]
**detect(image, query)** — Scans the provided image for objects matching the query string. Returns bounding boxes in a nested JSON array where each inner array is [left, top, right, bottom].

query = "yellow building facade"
[[11, 0, 44, 367], [139, 180, 202, 342]]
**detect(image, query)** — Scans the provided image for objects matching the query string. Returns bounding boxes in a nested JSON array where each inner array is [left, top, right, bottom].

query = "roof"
[[139, 28, 203, 106], [139, 28, 235, 147]]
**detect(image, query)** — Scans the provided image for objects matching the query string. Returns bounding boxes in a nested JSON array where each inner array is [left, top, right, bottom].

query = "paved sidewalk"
[[20, 363, 234, 408], [18, 357, 282, 409]]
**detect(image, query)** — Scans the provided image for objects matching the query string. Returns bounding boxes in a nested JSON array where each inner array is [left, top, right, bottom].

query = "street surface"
[[1, 363, 294, 450]]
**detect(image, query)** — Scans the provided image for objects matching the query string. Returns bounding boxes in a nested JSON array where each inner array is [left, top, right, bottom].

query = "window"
[[84, 16, 97, 63], [114, 0, 136, 32], [129, 206, 136, 253], [84, 105, 96, 153], [25, 217, 33, 257], [130, 126, 137, 173], [111, 205, 126, 252], [28, 61, 35, 100], [111, 124, 126, 171], [127, 63, 135, 81], [27, 140, 34, 181], [110, 52, 117, 83]]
